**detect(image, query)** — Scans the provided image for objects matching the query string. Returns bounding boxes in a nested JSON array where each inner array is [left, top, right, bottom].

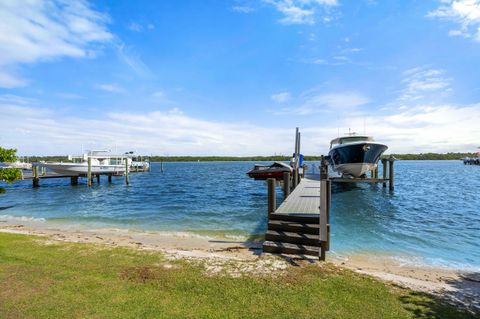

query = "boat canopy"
[[330, 136, 374, 147]]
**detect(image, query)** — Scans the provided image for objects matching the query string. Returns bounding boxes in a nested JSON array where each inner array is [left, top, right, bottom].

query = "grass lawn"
[[0, 232, 475, 319]]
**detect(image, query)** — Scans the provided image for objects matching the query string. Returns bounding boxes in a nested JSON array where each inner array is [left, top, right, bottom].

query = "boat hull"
[[41, 163, 126, 176], [328, 142, 387, 177]]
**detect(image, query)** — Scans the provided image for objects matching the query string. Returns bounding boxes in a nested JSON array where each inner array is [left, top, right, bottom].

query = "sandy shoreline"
[[1, 218, 479, 313]]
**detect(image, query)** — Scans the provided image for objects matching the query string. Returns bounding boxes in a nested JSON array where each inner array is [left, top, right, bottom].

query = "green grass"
[[0, 233, 475, 319]]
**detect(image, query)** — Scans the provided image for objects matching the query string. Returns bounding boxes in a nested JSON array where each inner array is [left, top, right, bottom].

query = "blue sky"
[[0, 0, 479, 155]]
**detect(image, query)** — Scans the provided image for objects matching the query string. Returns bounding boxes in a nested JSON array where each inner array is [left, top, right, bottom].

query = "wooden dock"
[[263, 173, 331, 259], [275, 174, 321, 215], [261, 128, 395, 260]]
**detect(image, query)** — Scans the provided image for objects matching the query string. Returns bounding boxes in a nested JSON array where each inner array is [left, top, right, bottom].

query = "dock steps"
[[263, 241, 319, 256], [267, 220, 319, 235], [265, 230, 320, 247], [269, 213, 319, 223]]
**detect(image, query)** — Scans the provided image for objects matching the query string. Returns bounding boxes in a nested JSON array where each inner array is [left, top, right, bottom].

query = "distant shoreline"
[[19, 153, 477, 162]]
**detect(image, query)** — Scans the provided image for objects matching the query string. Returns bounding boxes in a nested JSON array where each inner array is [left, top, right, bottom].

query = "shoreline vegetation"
[[0, 230, 478, 318], [19, 152, 477, 163]]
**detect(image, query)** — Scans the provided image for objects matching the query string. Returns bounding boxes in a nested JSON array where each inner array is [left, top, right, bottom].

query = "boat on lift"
[[327, 133, 388, 178], [246, 162, 292, 180], [40, 150, 129, 176]]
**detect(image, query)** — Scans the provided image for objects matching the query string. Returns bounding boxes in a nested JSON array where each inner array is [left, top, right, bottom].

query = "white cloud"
[[275, 92, 370, 115], [127, 22, 143, 32], [127, 22, 155, 32], [271, 92, 292, 103], [95, 83, 124, 93], [0, 95, 478, 155], [399, 67, 451, 102], [232, 6, 256, 13], [428, 0, 480, 41], [262, 0, 337, 25], [0, 0, 112, 88], [116, 43, 151, 76]]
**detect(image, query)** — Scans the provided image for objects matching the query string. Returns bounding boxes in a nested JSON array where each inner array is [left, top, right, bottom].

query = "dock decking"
[[275, 174, 321, 215]]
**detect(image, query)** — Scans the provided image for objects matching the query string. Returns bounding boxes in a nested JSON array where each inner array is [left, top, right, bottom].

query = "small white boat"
[[0, 161, 32, 170], [40, 150, 129, 176], [124, 151, 150, 171]]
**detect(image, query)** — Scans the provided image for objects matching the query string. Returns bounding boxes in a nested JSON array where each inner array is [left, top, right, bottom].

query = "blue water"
[[1, 161, 479, 270]]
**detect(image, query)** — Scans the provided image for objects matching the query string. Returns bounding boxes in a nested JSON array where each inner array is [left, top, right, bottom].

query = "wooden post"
[[319, 179, 329, 260], [382, 159, 387, 187], [32, 165, 39, 188], [87, 157, 92, 187], [70, 176, 78, 185], [108, 174, 112, 183], [292, 169, 298, 189], [297, 132, 301, 185], [320, 155, 328, 180], [283, 172, 290, 199], [326, 179, 331, 251], [267, 178, 276, 215], [388, 156, 394, 190], [125, 159, 129, 185], [374, 167, 379, 179], [96, 174, 100, 184]]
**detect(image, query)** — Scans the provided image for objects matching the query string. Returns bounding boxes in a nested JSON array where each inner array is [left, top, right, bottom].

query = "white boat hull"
[[41, 163, 126, 176], [334, 163, 377, 178]]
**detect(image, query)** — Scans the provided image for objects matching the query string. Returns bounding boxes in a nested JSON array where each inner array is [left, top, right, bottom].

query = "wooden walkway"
[[275, 174, 321, 215]]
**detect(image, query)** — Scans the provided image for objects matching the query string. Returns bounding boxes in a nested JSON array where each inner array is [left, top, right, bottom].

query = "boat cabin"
[[330, 136, 373, 149]]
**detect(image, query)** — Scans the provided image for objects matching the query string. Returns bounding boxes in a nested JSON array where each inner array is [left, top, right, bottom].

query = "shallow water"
[[1, 161, 479, 270]]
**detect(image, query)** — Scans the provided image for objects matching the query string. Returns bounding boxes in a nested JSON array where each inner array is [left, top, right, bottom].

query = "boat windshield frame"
[[330, 136, 373, 148]]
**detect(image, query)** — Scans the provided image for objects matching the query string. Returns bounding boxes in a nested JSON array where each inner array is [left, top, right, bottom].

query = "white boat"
[[327, 134, 388, 178], [40, 150, 129, 176], [124, 151, 150, 171], [0, 161, 32, 170]]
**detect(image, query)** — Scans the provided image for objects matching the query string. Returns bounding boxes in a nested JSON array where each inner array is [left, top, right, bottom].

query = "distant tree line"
[[385, 152, 476, 160], [19, 153, 476, 162]]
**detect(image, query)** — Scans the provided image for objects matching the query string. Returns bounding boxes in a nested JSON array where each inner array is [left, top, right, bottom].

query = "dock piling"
[[267, 178, 276, 215], [87, 157, 92, 187], [32, 165, 39, 188], [388, 156, 395, 190], [319, 179, 330, 261], [96, 174, 100, 184], [382, 159, 387, 187], [282, 172, 290, 199], [108, 175, 112, 183], [70, 176, 78, 186], [125, 160, 129, 185]]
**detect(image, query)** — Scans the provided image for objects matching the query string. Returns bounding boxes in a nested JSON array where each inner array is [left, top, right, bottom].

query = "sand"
[[0, 218, 479, 313]]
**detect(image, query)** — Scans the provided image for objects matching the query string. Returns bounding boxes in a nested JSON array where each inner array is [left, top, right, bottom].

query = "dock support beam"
[[70, 176, 78, 186], [267, 178, 276, 215], [282, 172, 290, 199], [32, 165, 39, 188], [108, 175, 112, 183], [87, 157, 92, 187], [96, 174, 100, 184], [388, 156, 395, 191]]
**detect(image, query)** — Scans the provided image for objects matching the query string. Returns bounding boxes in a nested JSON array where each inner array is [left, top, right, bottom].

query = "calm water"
[[1, 161, 479, 270]]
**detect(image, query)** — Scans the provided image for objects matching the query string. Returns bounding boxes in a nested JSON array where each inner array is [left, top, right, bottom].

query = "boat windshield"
[[339, 136, 370, 144], [330, 136, 373, 148]]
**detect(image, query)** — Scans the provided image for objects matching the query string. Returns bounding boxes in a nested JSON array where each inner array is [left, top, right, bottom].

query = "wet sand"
[[0, 218, 479, 313]]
